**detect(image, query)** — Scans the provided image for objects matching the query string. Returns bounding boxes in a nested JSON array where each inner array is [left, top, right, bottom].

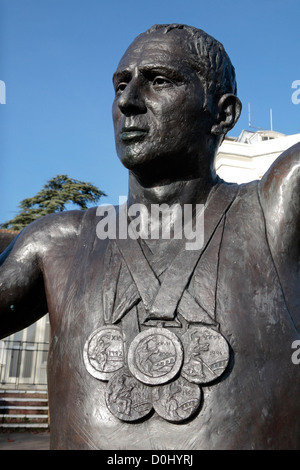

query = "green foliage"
[[1, 175, 106, 230]]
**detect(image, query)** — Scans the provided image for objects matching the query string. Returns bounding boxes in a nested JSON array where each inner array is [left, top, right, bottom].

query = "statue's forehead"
[[116, 31, 191, 71]]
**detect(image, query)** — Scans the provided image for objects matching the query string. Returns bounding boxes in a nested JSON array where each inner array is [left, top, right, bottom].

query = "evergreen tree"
[[1, 175, 106, 230]]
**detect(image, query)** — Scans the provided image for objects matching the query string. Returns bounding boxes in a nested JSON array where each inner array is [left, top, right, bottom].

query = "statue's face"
[[112, 31, 214, 176]]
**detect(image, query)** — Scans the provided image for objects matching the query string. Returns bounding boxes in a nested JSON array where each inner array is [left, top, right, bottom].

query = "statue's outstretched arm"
[[0, 222, 48, 339]]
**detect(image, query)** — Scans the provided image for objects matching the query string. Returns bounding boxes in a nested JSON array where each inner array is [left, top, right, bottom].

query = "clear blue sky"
[[0, 0, 299, 225]]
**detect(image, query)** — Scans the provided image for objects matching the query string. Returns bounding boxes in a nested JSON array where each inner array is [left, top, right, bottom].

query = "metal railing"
[[0, 340, 49, 389]]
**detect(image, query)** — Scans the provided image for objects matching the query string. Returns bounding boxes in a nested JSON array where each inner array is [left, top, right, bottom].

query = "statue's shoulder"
[[27, 209, 87, 237], [256, 141, 300, 223], [259, 140, 300, 191], [10, 209, 89, 256], [0, 209, 91, 271], [224, 141, 300, 212], [254, 140, 300, 271]]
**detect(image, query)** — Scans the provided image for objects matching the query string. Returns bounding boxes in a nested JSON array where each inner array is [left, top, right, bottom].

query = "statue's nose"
[[118, 79, 147, 116]]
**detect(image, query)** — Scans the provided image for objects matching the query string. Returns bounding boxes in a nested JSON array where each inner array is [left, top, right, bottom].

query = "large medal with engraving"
[[106, 368, 153, 422], [83, 326, 125, 380], [127, 328, 183, 385], [152, 376, 202, 422], [181, 326, 230, 384]]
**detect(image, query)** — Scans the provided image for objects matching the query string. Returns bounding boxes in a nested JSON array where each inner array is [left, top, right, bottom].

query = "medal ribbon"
[[114, 183, 238, 322]]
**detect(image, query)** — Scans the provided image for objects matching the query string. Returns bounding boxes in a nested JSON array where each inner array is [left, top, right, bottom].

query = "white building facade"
[[216, 129, 300, 184]]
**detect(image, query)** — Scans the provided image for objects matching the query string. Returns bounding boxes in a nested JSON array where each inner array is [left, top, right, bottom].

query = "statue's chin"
[[118, 150, 158, 173]]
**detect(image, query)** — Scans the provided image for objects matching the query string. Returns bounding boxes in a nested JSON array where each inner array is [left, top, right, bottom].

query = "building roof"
[[235, 129, 286, 144]]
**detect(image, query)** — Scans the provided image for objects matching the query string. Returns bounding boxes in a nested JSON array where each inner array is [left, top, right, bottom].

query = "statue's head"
[[112, 24, 241, 183], [144, 24, 238, 114]]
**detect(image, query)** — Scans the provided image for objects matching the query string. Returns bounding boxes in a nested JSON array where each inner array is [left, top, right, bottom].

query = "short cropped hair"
[[144, 24, 237, 108]]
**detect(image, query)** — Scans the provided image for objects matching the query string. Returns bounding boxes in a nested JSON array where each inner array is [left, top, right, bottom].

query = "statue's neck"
[[127, 171, 219, 209], [125, 172, 219, 246]]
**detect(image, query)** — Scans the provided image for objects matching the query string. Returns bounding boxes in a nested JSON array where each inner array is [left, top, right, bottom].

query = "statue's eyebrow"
[[140, 64, 185, 81], [112, 69, 132, 86], [113, 64, 185, 86]]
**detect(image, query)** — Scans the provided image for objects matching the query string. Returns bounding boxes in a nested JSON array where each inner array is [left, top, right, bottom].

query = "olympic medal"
[[152, 376, 201, 422], [128, 328, 184, 385], [106, 368, 153, 422], [181, 326, 230, 384], [83, 326, 125, 380]]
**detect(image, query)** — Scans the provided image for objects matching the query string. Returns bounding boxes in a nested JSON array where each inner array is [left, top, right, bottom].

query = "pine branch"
[[0, 174, 106, 230]]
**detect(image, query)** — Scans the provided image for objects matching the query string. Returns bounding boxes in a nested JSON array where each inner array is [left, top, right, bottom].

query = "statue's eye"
[[116, 82, 127, 94], [152, 76, 172, 87]]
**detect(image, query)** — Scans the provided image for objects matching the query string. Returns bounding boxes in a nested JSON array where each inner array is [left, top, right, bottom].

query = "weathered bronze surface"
[[0, 24, 300, 450]]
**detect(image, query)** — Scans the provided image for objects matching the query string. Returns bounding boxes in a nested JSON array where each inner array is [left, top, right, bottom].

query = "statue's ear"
[[211, 94, 242, 136]]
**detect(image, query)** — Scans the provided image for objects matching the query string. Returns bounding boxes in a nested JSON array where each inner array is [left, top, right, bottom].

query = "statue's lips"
[[120, 127, 148, 142]]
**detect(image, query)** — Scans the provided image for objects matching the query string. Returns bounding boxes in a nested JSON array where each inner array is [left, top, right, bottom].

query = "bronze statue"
[[1, 24, 300, 450]]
